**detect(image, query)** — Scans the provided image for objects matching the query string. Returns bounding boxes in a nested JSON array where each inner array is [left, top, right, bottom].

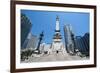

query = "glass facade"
[[63, 25, 75, 54], [26, 33, 38, 50], [75, 33, 89, 56], [63, 25, 68, 52], [21, 13, 32, 48]]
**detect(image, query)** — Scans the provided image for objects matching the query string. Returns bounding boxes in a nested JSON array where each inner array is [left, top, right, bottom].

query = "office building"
[[21, 13, 32, 48], [75, 33, 89, 56], [63, 24, 75, 54]]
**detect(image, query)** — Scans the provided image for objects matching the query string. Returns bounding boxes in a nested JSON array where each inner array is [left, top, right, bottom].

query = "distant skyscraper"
[[22, 32, 38, 50], [63, 24, 75, 54], [21, 13, 32, 48], [82, 33, 89, 56], [26, 33, 38, 50], [75, 33, 89, 56], [63, 25, 68, 52], [75, 36, 83, 52]]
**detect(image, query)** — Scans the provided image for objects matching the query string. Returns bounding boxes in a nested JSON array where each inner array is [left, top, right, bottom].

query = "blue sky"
[[21, 10, 89, 43]]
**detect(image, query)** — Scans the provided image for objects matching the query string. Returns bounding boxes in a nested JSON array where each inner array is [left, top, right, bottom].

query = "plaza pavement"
[[22, 52, 88, 63]]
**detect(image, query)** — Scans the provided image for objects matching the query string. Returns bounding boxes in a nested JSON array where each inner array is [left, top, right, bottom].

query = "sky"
[[21, 10, 89, 43]]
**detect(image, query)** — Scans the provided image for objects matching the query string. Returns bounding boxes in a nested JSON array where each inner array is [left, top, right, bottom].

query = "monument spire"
[[56, 16, 60, 32], [51, 16, 66, 55], [53, 16, 62, 40]]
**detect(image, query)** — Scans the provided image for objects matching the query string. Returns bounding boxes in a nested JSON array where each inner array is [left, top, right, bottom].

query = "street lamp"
[[35, 31, 44, 54]]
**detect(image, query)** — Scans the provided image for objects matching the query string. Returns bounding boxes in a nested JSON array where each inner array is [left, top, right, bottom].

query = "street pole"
[[36, 31, 44, 54]]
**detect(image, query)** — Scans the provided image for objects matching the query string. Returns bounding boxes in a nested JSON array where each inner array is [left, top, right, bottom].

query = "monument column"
[[56, 16, 60, 31], [52, 16, 66, 54]]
